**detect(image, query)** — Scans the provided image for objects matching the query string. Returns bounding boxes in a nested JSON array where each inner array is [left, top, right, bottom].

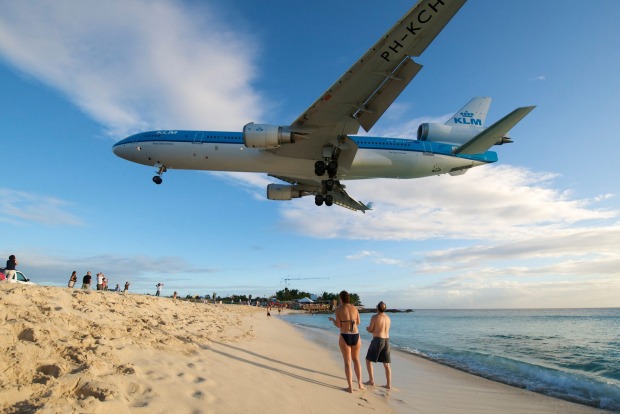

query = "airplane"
[[113, 0, 535, 212]]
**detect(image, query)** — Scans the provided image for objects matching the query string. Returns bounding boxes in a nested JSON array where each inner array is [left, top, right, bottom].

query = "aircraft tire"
[[314, 161, 326, 177], [315, 195, 324, 206], [327, 161, 338, 178], [153, 176, 163, 185]]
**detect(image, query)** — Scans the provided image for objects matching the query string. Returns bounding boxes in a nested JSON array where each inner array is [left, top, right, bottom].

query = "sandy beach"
[[0, 284, 607, 413]]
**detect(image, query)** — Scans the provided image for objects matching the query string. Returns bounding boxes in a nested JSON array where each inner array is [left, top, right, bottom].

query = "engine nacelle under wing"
[[417, 123, 480, 146], [243, 123, 293, 149], [266, 184, 302, 201]]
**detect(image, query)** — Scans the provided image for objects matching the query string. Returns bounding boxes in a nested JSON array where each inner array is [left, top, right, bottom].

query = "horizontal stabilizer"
[[453, 106, 536, 155]]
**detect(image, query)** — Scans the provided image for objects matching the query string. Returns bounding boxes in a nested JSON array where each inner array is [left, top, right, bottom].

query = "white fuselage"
[[112, 131, 495, 182]]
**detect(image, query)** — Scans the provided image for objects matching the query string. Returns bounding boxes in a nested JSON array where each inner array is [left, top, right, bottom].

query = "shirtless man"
[[328, 290, 365, 393], [365, 301, 392, 389]]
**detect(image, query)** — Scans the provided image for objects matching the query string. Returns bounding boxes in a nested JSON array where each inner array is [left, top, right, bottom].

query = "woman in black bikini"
[[329, 290, 365, 393]]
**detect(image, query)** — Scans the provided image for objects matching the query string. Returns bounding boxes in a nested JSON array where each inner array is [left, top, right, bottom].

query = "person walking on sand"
[[82, 271, 92, 289], [4, 255, 18, 283], [155, 282, 164, 296], [123, 281, 130, 294], [328, 290, 365, 393], [68, 271, 78, 288], [365, 301, 392, 390]]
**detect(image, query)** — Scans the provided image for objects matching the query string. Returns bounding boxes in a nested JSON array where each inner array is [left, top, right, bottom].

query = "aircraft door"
[[422, 141, 433, 155], [193, 132, 204, 143]]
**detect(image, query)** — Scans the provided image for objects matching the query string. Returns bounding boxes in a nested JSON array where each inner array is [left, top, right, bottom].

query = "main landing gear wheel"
[[314, 161, 326, 177], [324, 179, 335, 191], [152, 176, 163, 185], [327, 161, 338, 178], [315, 160, 338, 178], [315, 194, 334, 207]]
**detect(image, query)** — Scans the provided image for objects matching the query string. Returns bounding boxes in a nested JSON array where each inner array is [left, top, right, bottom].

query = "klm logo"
[[453, 111, 481, 126]]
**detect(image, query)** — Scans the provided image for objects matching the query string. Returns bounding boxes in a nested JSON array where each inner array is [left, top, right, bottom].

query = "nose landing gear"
[[152, 165, 167, 185]]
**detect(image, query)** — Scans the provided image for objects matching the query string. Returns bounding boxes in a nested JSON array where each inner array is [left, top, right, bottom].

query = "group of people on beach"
[[68, 270, 130, 294], [329, 290, 392, 393]]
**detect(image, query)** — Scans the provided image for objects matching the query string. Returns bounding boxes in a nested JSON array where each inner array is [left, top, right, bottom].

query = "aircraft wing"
[[270, 175, 372, 213], [330, 183, 373, 212], [273, 0, 467, 164]]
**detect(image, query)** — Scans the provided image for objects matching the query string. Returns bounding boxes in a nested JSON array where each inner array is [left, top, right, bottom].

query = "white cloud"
[[0, 1, 264, 137], [278, 165, 617, 241], [345, 250, 402, 265], [0, 188, 83, 226], [529, 75, 547, 81]]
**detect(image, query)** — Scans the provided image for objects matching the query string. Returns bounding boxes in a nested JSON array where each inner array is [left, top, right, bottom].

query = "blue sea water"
[[281, 308, 620, 411]]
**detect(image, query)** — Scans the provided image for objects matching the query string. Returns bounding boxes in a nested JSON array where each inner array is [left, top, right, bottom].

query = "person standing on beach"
[[155, 282, 164, 296], [328, 290, 365, 393], [365, 301, 392, 390], [82, 271, 92, 289], [96, 272, 104, 290], [4, 255, 18, 283], [68, 271, 78, 288], [123, 281, 130, 294]]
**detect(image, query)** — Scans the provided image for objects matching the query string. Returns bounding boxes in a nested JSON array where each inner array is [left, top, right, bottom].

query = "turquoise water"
[[281, 308, 620, 411]]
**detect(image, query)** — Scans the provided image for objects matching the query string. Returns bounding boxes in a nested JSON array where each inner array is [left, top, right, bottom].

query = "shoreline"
[[281, 317, 610, 413], [0, 284, 610, 413]]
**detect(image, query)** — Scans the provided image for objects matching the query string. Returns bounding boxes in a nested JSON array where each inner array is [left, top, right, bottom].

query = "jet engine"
[[243, 123, 294, 149], [417, 123, 513, 146], [417, 123, 480, 146], [267, 184, 302, 201]]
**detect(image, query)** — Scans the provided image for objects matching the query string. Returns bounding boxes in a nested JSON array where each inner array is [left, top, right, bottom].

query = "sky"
[[1, 0, 619, 308]]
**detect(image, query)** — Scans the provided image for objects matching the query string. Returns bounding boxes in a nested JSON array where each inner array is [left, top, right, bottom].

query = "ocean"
[[281, 308, 620, 411]]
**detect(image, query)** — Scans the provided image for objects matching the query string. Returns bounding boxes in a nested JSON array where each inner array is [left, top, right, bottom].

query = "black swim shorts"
[[365, 337, 391, 363]]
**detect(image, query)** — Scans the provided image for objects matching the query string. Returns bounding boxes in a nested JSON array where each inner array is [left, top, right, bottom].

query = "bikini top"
[[341, 320, 356, 333]]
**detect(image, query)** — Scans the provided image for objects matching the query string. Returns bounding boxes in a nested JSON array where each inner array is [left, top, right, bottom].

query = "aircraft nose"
[[112, 137, 136, 160]]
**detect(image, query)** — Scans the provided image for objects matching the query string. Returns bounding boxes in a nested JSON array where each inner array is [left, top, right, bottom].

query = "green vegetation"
[[275, 289, 361, 306]]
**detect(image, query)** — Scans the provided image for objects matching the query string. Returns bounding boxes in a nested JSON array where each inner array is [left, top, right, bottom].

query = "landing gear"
[[314, 160, 339, 178], [327, 161, 338, 178], [314, 161, 326, 177], [152, 165, 167, 185], [315, 194, 334, 207], [325, 179, 335, 191], [314, 145, 340, 208]]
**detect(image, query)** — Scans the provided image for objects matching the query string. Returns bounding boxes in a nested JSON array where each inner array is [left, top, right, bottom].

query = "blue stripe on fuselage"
[[350, 135, 497, 163], [113, 131, 497, 163]]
